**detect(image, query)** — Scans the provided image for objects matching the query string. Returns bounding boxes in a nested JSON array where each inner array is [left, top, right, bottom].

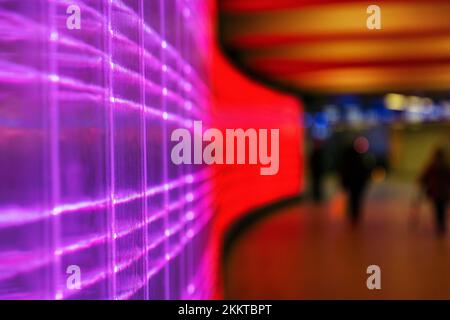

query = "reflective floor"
[[224, 180, 450, 299]]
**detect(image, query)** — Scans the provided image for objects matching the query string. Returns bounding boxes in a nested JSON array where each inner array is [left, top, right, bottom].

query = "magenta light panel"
[[0, 0, 214, 299]]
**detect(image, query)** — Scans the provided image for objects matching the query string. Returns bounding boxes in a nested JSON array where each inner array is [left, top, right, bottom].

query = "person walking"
[[419, 147, 450, 235], [339, 144, 372, 225]]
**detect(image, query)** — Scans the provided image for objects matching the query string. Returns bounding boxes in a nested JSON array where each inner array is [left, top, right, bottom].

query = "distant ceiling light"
[[385, 93, 405, 111], [422, 98, 434, 108], [407, 96, 423, 108]]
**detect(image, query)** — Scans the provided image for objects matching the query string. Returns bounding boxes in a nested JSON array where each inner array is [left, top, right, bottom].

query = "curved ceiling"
[[218, 0, 450, 95]]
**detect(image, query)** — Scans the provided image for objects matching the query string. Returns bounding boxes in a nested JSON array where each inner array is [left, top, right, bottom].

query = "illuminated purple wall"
[[0, 0, 213, 299]]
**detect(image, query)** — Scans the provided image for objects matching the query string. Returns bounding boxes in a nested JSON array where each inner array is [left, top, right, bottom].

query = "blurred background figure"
[[419, 147, 450, 235], [309, 139, 325, 202], [339, 139, 373, 225]]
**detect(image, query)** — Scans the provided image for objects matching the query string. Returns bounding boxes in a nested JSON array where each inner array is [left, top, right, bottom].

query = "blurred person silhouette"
[[310, 139, 325, 202], [419, 147, 450, 235], [339, 139, 372, 225]]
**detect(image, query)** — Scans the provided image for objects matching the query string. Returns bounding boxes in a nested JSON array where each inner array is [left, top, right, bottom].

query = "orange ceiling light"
[[219, 0, 450, 94]]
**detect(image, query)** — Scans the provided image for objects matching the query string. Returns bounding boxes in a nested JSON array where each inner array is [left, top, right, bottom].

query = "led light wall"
[[0, 0, 213, 299]]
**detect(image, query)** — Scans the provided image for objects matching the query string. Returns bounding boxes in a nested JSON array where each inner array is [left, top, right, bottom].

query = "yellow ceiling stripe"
[[223, 2, 450, 40], [278, 65, 450, 93], [241, 36, 450, 62]]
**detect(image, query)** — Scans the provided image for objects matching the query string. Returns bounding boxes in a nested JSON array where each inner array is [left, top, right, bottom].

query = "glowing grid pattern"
[[0, 0, 213, 299]]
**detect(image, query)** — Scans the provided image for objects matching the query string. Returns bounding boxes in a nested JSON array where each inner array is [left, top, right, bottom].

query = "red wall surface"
[[209, 43, 305, 297], [202, 1, 305, 297]]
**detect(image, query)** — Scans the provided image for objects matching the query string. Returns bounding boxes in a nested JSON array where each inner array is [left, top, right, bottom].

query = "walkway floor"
[[224, 180, 450, 299]]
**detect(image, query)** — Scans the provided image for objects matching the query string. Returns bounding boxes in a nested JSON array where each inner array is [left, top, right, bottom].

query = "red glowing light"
[[354, 136, 370, 154]]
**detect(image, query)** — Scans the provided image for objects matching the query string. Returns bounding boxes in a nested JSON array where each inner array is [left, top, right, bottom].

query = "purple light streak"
[[0, 0, 213, 300]]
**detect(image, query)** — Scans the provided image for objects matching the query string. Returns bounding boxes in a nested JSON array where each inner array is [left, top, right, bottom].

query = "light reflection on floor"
[[224, 180, 450, 299]]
